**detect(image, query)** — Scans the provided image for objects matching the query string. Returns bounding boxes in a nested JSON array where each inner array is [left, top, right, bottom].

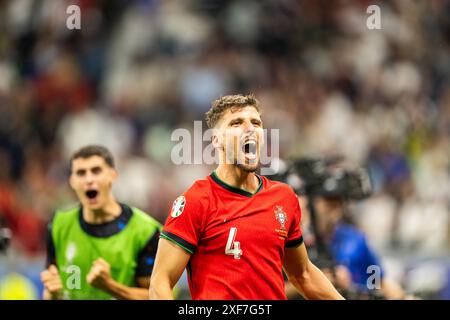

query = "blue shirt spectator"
[[330, 223, 384, 291]]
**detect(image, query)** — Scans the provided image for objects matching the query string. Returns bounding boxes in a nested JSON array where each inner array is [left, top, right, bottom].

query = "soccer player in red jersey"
[[149, 94, 344, 300]]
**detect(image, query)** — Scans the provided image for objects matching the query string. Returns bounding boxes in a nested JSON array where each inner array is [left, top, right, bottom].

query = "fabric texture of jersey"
[[50, 204, 161, 300], [161, 172, 303, 300]]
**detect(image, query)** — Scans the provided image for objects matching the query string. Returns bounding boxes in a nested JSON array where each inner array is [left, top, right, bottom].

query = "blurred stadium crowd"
[[0, 0, 449, 299]]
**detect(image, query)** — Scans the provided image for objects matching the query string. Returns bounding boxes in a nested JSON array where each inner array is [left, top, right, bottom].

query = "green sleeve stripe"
[[160, 232, 195, 254], [285, 236, 304, 248]]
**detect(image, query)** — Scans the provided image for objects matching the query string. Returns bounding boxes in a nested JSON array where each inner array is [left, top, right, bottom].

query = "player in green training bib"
[[40, 145, 162, 300]]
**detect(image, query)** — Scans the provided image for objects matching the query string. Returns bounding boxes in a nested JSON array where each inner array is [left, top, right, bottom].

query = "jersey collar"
[[210, 171, 263, 198], [79, 203, 132, 237]]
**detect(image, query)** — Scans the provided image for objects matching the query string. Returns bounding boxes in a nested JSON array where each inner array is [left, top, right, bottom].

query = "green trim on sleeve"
[[160, 232, 195, 254]]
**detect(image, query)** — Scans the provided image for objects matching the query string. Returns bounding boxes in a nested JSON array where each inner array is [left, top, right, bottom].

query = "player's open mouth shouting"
[[85, 189, 99, 205], [241, 137, 258, 162]]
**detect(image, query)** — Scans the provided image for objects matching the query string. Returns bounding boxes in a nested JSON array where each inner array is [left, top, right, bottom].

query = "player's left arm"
[[87, 230, 160, 300], [283, 242, 345, 300], [87, 258, 150, 300], [283, 189, 344, 299]]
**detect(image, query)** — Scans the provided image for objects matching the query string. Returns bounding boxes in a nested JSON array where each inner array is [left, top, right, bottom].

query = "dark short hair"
[[205, 94, 261, 128], [70, 145, 114, 171]]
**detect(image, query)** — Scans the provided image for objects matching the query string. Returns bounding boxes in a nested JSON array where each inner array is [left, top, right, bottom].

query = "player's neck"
[[83, 196, 122, 224], [215, 165, 259, 194]]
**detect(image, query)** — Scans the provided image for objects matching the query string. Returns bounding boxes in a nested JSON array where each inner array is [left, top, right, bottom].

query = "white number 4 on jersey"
[[225, 227, 242, 259]]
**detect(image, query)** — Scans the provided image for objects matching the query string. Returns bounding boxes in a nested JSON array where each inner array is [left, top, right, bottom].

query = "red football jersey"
[[161, 171, 303, 300]]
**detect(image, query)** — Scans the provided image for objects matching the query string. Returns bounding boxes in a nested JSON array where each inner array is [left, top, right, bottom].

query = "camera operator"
[[300, 194, 407, 299], [272, 158, 407, 299], [285, 195, 354, 297]]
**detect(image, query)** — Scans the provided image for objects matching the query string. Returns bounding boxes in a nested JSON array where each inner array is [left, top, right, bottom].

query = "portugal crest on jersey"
[[274, 206, 287, 230], [171, 196, 186, 218]]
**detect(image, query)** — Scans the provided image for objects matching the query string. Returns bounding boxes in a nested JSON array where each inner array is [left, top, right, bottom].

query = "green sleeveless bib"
[[51, 205, 161, 300]]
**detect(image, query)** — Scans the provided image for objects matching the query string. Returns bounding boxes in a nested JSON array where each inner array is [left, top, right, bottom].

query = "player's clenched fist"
[[87, 258, 112, 290], [40, 264, 63, 299]]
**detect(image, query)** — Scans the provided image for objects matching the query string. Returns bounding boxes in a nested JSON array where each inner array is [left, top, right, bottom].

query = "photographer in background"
[[272, 158, 407, 299], [299, 194, 406, 299]]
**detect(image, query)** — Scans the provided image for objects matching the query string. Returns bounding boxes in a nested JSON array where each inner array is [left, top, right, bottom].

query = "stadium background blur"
[[0, 0, 449, 299]]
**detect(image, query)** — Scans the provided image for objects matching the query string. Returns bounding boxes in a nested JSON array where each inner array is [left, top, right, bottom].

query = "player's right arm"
[[41, 264, 63, 300], [149, 183, 208, 300], [148, 238, 191, 299], [41, 220, 63, 300]]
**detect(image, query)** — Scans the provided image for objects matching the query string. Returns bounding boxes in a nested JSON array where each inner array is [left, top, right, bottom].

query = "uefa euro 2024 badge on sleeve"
[[171, 196, 186, 218]]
